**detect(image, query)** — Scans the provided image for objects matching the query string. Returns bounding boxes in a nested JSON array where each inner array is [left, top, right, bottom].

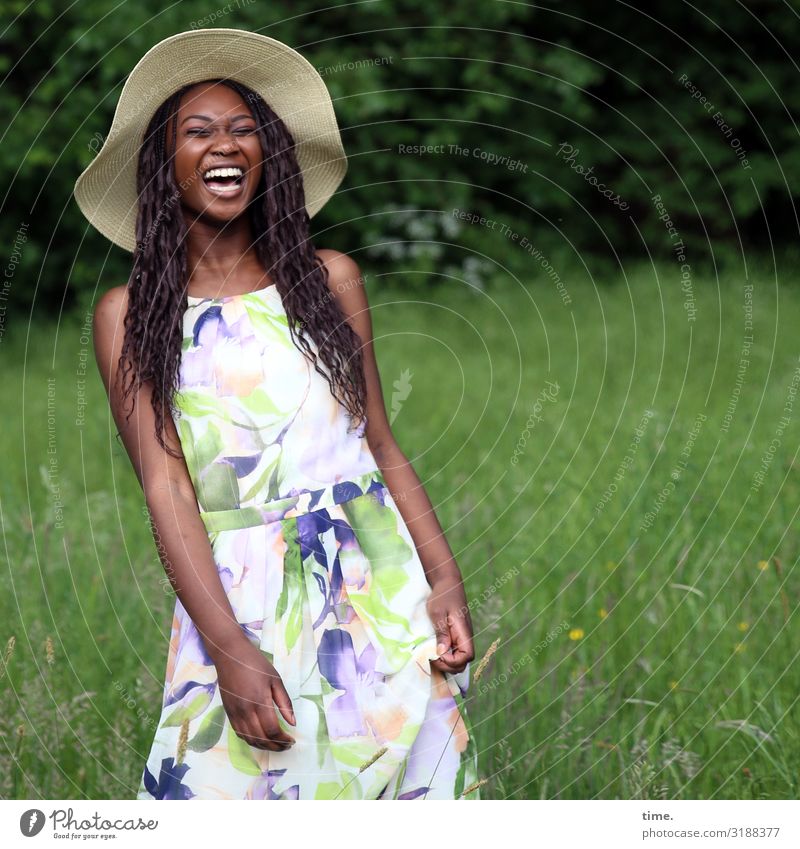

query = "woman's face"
[[164, 81, 264, 227]]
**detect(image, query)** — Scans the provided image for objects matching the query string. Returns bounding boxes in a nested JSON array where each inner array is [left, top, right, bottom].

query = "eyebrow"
[[180, 114, 254, 125]]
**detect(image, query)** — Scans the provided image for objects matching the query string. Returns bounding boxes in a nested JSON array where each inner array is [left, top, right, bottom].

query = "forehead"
[[175, 81, 253, 119]]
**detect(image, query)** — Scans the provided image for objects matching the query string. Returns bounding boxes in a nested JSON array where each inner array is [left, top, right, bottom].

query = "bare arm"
[[93, 285, 296, 749], [92, 285, 250, 664], [315, 250, 462, 588], [316, 250, 475, 674]]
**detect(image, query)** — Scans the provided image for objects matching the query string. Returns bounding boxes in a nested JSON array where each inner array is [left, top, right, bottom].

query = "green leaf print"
[[319, 675, 336, 696], [239, 444, 282, 502], [299, 693, 331, 769], [179, 390, 267, 434], [198, 461, 239, 512], [244, 384, 283, 416], [341, 493, 413, 601], [183, 422, 224, 478], [330, 739, 383, 769], [176, 415, 195, 453], [227, 720, 263, 775], [162, 687, 215, 727], [395, 718, 422, 748], [187, 705, 226, 752], [275, 529, 304, 652], [315, 703, 330, 769], [392, 755, 408, 799], [346, 593, 418, 670], [315, 776, 364, 800], [244, 301, 291, 347], [265, 457, 285, 501], [175, 388, 230, 419]]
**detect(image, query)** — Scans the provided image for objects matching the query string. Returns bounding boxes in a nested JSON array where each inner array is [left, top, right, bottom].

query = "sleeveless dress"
[[135, 283, 481, 800]]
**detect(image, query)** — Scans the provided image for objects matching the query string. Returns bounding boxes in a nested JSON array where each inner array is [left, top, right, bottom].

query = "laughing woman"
[[75, 28, 481, 800]]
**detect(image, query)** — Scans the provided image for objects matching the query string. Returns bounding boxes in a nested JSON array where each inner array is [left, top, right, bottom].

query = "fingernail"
[[436, 643, 447, 655]]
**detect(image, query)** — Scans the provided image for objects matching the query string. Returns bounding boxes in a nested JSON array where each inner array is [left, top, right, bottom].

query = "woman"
[[75, 28, 481, 800]]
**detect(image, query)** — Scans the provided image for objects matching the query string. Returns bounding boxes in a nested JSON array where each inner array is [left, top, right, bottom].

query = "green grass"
[[1, 262, 798, 799]]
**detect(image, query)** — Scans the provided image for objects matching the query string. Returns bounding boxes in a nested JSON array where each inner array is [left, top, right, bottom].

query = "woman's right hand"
[[214, 640, 297, 752]]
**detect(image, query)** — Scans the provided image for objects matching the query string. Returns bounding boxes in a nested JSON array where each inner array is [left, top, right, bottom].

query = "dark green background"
[[2, 0, 799, 315]]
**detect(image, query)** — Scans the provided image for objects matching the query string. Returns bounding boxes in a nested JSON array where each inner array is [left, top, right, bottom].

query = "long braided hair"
[[115, 78, 366, 459]]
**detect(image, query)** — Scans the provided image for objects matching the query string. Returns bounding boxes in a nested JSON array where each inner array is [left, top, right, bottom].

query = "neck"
[[185, 225, 265, 287]]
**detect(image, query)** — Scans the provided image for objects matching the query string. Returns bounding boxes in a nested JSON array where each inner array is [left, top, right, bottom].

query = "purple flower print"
[[183, 304, 252, 389], [217, 565, 234, 594], [296, 508, 361, 584], [247, 768, 300, 800], [164, 679, 215, 709], [181, 307, 223, 386], [294, 509, 365, 629], [295, 507, 338, 566], [142, 757, 195, 799], [365, 478, 388, 504], [176, 622, 214, 667], [318, 628, 384, 738], [395, 693, 460, 796], [223, 453, 262, 478], [192, 305, 223, 348], [331, 479, 366, 505], [397, 785, 432, 800]]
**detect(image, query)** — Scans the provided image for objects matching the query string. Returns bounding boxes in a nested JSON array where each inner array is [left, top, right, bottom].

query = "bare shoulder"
[[92, 284, 130, 389], [314, 248, 368, 320], [90, 282, 192, 495], [313, 249, 397, 451], [93, 284, 129, 336]]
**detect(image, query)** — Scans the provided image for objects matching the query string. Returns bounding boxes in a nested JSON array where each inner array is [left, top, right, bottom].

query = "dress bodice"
[[174, 285, 380, 513]]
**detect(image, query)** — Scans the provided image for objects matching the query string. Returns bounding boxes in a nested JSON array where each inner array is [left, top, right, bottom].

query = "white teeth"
[[203, 167, 244, 181]]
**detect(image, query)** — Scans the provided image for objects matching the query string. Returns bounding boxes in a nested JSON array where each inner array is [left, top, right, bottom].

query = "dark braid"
[[114, 78, 367, 460]]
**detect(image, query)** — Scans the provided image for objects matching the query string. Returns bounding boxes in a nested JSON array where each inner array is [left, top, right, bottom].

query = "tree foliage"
[[1, 0, 798, 312]]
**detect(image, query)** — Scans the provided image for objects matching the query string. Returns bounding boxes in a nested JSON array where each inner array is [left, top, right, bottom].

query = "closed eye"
[[186, 128, 256, 136]]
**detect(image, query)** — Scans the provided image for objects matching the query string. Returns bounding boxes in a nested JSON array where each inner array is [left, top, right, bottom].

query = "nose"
[[211, 130, 240, 155]]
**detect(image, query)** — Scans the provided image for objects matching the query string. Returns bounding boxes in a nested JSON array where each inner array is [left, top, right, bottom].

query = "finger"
[[271, 678, 297, 726], [448, 614, 474, 660], [433, 652, 461, 673], [432, 652, 461, 671], [432, 614, 452, 658], [256, 697, 296, 748], [435, 623, 473, 672], [235, 715, 275, 750]]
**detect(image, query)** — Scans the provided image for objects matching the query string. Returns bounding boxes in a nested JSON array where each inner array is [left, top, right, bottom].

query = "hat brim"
[[73, 28, 348, 253]]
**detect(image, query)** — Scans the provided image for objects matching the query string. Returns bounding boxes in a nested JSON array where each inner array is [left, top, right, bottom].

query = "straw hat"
[[73, 28, 348, 253]]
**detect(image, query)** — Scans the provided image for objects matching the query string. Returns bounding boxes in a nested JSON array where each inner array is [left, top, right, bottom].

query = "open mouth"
[[202, 166, 246, 198]]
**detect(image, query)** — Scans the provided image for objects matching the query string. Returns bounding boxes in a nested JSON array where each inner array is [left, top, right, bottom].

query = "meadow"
[[1, 261, 798, 799]]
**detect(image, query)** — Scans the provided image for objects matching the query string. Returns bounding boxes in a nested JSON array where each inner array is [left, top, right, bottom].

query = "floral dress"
[[135, 283, 481, 800]]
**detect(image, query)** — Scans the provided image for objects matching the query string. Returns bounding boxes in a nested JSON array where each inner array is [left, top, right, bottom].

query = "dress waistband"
[[198, 468, 388, 533]]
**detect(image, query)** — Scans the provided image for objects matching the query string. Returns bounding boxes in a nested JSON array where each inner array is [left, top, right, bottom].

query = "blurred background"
[[1, 1, 799, 801]]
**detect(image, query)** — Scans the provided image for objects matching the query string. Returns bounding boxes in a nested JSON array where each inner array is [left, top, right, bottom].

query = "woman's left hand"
[[425, 574, 475, 674]]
